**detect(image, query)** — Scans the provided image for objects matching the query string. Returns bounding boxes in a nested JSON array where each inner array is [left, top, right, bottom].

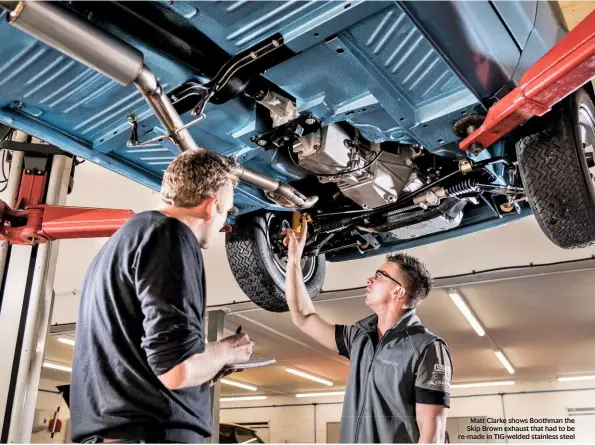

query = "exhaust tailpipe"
[[2, 1, 144, 85], [1, 1, 317, 209], [231, 165, 319, 209]]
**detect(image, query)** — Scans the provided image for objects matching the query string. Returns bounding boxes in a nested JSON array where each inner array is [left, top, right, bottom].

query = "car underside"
[[2, 1, 595, 311]]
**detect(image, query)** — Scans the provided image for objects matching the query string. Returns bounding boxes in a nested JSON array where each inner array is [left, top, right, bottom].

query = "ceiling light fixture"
[[220, 396, 267, 402], [448, 289, 485, 336], [57, 337, 75, 346], [42, 361, 72, 373], [451, 381, 515, 389], [220, 379, 257, 391], [558, 374, 595, 382], [285, 368, 333, 386], [494, 350, 515, 374], [295, 391, 345, 398]]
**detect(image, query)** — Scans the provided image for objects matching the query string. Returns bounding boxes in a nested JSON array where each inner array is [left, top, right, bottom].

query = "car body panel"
[[220, 422, 265, 444], [491, 1, 537, 49], [0, 1, 567, 260]]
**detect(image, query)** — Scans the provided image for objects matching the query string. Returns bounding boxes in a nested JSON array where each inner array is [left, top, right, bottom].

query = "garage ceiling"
[[211, 267, 595, 396], [42, 266, 595, 398], [560, 1, 595, 29]]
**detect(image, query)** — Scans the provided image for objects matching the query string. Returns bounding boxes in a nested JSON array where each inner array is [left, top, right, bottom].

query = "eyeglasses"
[[374, 269, 404, 287]]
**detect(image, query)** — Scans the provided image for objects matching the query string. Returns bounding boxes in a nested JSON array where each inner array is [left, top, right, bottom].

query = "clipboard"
[[224, 357, 276, 370], [227, 325, 275, 369]]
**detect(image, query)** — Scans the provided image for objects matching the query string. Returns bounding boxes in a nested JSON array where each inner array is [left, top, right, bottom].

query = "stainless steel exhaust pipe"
[[134, 66, 200, 152], [1, 1, 318, 209], [3, 1, 144, 85], [231, 165, 319, 208]]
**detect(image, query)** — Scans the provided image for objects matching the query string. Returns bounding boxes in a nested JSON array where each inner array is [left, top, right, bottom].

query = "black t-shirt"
[[70, 211, 210, 443]]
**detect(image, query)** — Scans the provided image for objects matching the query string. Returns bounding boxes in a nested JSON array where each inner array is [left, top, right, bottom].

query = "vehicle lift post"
[[0, 132, 73, 443], [0, 133, 133, 443]]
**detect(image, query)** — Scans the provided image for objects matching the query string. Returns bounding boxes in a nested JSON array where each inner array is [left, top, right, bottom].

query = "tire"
[[225, 211, 326, 312], [516, 88, 595, 248]]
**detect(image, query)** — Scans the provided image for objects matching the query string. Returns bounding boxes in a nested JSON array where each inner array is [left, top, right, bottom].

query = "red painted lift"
[[460, 9, 595, 152], [0, 173, 133, 245]]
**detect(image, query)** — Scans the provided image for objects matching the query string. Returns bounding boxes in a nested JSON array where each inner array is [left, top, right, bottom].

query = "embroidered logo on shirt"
[[379, 359, 399, 367], [427, 364, 451, 389], [433, 364, 451, 378]]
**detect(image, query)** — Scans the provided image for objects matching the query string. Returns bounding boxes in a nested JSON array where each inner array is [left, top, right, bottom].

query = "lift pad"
[[460, 9, 595, 151]]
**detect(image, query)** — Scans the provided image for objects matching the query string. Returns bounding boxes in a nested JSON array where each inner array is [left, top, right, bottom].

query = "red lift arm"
[[0, 203, 135, 245], [460, 9, 595, 151], [1, 156, 134, 246]]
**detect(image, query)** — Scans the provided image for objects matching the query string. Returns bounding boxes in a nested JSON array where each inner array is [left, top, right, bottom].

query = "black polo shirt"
[[334, 310, 452, 443], [71, 211, 210, 443]]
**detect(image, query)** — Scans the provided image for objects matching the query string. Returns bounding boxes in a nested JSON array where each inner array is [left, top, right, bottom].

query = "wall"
[[51, 161, 161, 325], [219, 394, 344, 444], [220, 380, 595, 443]]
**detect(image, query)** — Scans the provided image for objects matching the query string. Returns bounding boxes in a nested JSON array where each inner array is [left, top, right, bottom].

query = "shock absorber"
[[413, 179, 480, 207], [445, 179, 479, 197], [315, 218, 352, 234]]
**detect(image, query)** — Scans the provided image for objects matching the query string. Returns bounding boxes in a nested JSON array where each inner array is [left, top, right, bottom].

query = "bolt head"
[[257, 139, 267, 147], [305, 118, 315, 125], [405, 158, 413, 166]]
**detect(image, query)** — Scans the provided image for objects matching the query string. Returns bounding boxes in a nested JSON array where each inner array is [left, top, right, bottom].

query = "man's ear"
[[394, 287, 408, 308], [202, 196, 218, 220]]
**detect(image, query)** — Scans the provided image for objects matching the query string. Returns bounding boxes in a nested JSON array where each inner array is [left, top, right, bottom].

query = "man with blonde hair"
[[71, 150, 252, 444]]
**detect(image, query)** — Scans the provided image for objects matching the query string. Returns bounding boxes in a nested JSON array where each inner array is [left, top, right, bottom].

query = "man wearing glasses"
[[283, 216, 452, 443]]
